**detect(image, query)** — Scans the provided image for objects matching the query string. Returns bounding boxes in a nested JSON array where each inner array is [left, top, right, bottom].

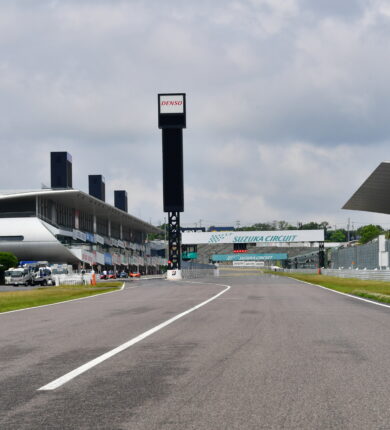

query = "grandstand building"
[[0, 152, 165, 273]]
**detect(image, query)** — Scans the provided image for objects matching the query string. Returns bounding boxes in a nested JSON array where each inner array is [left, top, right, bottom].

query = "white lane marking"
[[288, 277, 390, 309], [38, 282, 231, 391], [0, 283, 126, 316]]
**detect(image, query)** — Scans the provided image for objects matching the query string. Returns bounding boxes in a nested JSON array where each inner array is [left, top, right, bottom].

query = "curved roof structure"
[[342, 162, 390, 215], [0, 189, 161, 234]]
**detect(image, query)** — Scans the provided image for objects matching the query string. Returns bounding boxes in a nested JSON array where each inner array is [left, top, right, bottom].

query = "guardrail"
[[282, 268, 390, 281], [280, 269, 318, 274], [322, 268, 390, 281]]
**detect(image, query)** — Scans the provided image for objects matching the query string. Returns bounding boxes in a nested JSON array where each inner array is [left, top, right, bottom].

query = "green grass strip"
[[0, 282, 123, 313], [264, 271, 390, 304]]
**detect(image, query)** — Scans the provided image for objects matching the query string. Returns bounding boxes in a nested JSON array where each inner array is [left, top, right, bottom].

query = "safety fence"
[[281, 269, 318, 275], [282, 268, 390, 281], [181, 261, 218, 279], [323, 268, 390, 281], [330, 238, 390, 270], [53, 274, 93, 286]]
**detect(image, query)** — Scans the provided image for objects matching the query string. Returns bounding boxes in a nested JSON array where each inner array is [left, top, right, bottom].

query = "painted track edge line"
[[38, 282, 231, 391], [287, 277, 390, 309], [0, 282, 126, 316]]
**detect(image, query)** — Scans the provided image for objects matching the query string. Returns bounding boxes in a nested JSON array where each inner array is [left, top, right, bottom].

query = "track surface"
[[1, 272, 390, 429]]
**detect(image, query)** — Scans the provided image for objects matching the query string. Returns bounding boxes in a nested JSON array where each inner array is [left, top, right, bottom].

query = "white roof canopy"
[[343, 162, 390, 215]]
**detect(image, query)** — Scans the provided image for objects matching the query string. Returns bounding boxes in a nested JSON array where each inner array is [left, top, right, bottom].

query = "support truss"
[[168, 212, 181, 270]]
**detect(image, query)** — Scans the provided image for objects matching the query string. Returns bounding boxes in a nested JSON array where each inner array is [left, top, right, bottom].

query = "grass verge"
[[264, 271, 390, 305], [0, 282, 123, 313]]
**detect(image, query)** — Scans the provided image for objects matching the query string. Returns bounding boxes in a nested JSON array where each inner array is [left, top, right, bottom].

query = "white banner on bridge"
[[182, 230, 324, 245]]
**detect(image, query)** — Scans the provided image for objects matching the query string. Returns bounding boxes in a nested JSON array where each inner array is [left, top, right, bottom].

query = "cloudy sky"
[[1, 0, 390, 230]]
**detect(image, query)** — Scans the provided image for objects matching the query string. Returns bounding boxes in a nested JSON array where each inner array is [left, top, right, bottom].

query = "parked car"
[[119, 271, 128, 278], [129, 272, 141, 278]]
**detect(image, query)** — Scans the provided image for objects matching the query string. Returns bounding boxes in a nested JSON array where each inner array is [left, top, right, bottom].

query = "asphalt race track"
[[1, 272, 390, 429]]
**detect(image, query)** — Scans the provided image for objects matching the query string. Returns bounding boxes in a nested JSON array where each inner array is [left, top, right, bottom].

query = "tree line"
[[236, 221, 386, 244]]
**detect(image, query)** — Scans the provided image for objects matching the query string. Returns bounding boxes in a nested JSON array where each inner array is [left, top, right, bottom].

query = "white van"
[[4, 269, 13, 285], [6, 268, 33, 286]]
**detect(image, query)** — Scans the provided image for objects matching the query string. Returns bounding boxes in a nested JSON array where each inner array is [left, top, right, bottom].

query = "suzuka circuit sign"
[[181, 229, 324, 245]]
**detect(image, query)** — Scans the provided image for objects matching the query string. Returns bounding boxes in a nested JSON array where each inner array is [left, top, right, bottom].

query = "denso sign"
[[159, 95, 184, 114]]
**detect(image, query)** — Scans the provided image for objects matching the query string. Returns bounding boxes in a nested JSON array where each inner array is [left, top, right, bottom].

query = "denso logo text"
[[161, 100, 183, 106]]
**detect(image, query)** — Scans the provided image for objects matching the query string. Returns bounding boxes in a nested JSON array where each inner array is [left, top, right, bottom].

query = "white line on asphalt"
[[0, 283, 126, 316], [38, 281, 231, 391], [289, 277, 390, 309]]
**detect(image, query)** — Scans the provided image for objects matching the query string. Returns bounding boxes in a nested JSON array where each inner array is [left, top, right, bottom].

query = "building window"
[[111, 222, 120, 239], [38, 197, 53, 222], [96, 216, 108, 236], [0, 198, 35, 217], [55, 202, 75, 229], [79, 210, 93, 233], [0, 236, 24, 241]]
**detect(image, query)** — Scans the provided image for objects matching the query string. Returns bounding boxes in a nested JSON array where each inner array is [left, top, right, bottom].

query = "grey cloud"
[[1, 0, 390, 227], [300, 0, 365, 19]]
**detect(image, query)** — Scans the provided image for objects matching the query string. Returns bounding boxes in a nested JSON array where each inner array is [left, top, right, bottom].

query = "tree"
[[299, 222, 322, 230], [147, 224, 167, 241], [357, 224, 383, 244], [237, 223, 273, 231], [329, 230, 346, 242], [0, 252, 18, 270], [277, 220, 294, 230]]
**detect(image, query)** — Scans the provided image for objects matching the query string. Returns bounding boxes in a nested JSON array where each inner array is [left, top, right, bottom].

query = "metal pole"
[[318, 242, 325, 268]]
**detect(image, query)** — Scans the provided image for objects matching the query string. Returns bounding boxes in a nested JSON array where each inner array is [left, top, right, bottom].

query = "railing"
[[281, 268, 390, 281], [322, 268, 390, 281]]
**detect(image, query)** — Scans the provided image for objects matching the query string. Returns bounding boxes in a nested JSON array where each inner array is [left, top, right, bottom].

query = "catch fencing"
[[330, 240, 386, 270], [181, 262, 218, 279]]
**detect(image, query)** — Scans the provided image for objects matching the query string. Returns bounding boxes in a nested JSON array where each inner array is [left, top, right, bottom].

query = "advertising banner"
[[181, 227, 206, 233], [95, 234, 104, 245], [104, 253, 112, 265], [85, 232, 96, 243], [212, 254, 288, 262], [182, 230, 324, 245], [182, 252, 198, 260], [81, 250, 95, 265], [159, 94, 184, 113], [95, 252, 105, 265], [72, 229, 86, 242], [233, 261, 265, 267], [112, 253, 121, 265]]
